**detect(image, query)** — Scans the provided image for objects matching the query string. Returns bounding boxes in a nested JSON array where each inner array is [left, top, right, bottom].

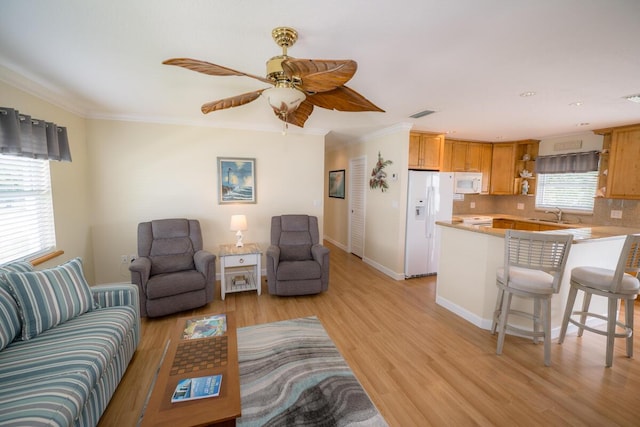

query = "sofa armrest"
[[311, 244, 330, 266], [194, 250, 216, 276], [128, 257, 151, 286], [91, 283, 140, 313], [91, 283, 141, 345], [266, 245, 280, 289], [266, 245, 280, 268]]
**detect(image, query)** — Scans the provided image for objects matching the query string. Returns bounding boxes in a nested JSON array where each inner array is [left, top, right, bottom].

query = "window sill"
[[30, 250, 64, 266]]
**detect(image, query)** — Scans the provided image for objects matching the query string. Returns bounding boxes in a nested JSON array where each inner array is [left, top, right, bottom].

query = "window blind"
[[0, 154, 56, 264], [535, 171, 598, 212]]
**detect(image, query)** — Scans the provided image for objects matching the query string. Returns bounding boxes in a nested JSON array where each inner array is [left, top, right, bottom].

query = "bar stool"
[[558, 234, 640, 367], [492, 230, 573, 366]]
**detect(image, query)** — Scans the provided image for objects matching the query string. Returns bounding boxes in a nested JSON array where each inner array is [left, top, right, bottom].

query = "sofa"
[[0, 258, 140, 427]]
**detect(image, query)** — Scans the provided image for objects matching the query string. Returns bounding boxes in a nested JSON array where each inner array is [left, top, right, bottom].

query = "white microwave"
[[454, 172, 482, 194]]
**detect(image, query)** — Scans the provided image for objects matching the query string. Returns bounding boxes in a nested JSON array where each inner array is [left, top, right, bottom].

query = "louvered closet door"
[[349, 156, 365, 258]]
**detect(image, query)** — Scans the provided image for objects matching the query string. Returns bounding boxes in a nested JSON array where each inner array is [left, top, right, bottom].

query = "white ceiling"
[[1, 0, 640, 146]]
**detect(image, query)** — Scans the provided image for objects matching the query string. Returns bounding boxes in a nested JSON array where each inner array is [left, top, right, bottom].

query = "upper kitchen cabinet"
[[490, 140, 539, 195], [490, 143, 516, 195], [449, 140, 483, 171], [444, 139, 493, 193], [594, 123, 640, 199], [409, 132, 445, 170]]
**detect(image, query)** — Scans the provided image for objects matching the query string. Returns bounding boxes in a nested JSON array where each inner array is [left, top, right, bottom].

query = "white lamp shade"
[[263, 87, 306, 115], [229, 214, 248, 231]]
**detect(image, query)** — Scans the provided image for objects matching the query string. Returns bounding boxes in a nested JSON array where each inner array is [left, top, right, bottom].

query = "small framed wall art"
[[328, 169, 345, 199], [217, 157, 256, 204]]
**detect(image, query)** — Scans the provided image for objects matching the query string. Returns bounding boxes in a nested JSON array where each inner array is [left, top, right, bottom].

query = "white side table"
[[219, 243, 262, 300]]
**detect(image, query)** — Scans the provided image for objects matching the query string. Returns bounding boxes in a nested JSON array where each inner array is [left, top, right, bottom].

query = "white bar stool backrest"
[[504, 230, 573, 293], [613, 234, 640, 293]]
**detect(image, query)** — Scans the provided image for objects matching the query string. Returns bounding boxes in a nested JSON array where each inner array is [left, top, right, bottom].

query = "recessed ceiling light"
[[519, 91, 536, 97], [569, 102, 583, 106], [445, 130, 456, 134], [624, 94, 640, 104]]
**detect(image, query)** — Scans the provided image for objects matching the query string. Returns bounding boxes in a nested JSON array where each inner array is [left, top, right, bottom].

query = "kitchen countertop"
[[437, 214, 640, 243]]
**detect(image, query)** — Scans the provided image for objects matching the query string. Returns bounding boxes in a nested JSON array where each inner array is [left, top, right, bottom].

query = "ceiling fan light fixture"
[[263, 86, 306, 116]]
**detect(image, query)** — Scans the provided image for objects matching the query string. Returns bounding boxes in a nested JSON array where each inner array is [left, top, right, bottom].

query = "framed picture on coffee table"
[[217, 157, 256, 204]]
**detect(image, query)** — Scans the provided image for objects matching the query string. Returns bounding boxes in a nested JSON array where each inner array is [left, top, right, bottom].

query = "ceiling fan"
[[163, 27, 384, 130]]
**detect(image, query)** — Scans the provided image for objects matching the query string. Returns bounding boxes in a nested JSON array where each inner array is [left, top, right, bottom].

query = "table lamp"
[[230, 214, 248, 247]]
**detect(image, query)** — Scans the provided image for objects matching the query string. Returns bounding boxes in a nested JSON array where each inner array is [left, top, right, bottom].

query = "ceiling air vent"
[[624, 93, 640, 104], [409, 110, 436, 119]]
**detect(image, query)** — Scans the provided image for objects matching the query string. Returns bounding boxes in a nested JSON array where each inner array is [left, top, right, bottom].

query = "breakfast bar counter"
[[434, 217, 640, 334]]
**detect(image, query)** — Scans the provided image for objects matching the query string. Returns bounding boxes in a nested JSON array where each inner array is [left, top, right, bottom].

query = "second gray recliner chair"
[[266, 215, 329, 296]]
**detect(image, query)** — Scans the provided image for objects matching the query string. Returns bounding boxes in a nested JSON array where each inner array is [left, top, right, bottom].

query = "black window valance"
[[0, 107, 72, 162], [535, 151, 599, 174]]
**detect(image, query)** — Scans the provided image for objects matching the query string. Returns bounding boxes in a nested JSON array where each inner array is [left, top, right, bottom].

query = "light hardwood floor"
[[99, 242, 640, 427]]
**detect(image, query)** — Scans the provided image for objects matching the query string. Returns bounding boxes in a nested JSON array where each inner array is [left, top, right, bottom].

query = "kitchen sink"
[[525, 217, 564, 224]]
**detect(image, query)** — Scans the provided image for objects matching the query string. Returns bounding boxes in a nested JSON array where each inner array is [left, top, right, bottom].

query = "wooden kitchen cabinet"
[[490, 143, 516, 195], [409, 132, 444, 170], [442, 141, 453, 171], [515, 221, 541, 231], [443, 139, 493, 193], [479, 143, 493, 194], [490, 140, 539, 195], [448, 140, 484, 171], [594, 124, 640, 199], [492, 218, 515, 229]]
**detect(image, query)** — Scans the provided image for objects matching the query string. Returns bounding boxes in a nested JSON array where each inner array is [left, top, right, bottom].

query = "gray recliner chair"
[[266, 215, 330, 296], [129, 218, 216, 317]]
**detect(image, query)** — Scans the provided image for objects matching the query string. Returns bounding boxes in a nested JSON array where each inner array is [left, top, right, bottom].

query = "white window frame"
[[535, 171, 598, 213], [0, 154, 56, 265]]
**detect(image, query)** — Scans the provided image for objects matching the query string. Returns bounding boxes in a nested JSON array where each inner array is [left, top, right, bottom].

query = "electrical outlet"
[[470, 202, 476, 209], [517, 203, 525, 210], [120, 255, 128, 264], [610, 210, 622, 219], [129, 254, 137, 263]]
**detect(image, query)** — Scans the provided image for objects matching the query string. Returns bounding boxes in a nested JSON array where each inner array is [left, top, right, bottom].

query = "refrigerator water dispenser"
[[414, 199, 425, 220]]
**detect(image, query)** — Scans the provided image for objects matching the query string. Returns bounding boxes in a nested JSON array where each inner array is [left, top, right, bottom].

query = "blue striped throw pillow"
[[0, 261, 33, 349], [5, 258, 95, 340]]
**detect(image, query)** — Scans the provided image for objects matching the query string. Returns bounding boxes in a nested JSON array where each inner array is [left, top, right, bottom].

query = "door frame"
[[348, 155, 366, 257]]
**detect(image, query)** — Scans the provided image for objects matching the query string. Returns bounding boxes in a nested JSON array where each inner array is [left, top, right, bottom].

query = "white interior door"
[[349, 156, 366, 258]]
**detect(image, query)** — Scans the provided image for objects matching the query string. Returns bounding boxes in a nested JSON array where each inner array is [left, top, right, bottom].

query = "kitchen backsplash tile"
[[453, 195, 640, 227]]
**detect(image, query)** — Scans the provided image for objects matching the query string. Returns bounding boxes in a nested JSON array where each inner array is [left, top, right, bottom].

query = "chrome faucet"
[[545, 207, 563, 223]]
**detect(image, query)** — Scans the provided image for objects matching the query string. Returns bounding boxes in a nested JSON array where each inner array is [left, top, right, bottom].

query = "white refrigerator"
[[405, 171, 454, 278]]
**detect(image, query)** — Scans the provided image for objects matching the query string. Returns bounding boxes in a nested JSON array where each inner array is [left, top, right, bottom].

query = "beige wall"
[[0, 80, 95, 279], [86, 119, 325, 283], [323, 149, 350, 251], [324, 124, 411, 279], [2, 77, 325, 284]]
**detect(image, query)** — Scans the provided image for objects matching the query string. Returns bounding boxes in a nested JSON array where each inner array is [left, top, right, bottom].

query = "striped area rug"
[[237, 316, 388, 427]]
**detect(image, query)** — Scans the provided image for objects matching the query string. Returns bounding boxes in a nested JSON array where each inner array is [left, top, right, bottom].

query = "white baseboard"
[[363, 257, 404, 281], [435, 295, 607, 338], [323, 236, 348, 252]]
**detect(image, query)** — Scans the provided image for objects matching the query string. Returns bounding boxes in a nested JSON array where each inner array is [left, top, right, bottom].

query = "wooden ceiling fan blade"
[[201, 89, 266, 114], [282, 59, 357, 93], [272, 100, 314, 128], [307, 86, 384, 112], [277, 100, 314, 128], [164, 58, 272, 85]]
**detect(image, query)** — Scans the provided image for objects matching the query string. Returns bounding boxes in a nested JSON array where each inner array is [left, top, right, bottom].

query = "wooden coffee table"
[[141, 312, 241, 427]]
